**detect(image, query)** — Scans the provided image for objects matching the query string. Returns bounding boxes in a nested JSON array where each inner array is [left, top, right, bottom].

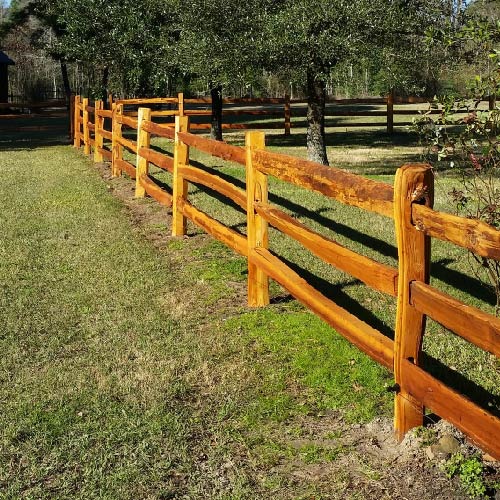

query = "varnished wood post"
[[112, 103, 123, 177], [387, 90, 394, 135], [246, 131, 270, 307], [108, 94, 113, 109], [284, 94, 291, 136], [135, 107, 152, 198], [83, 97, 90, 155], [394, 163, 434, 440], [73, 95, 81, 148], [178, 92, 184, 117], [172, 115, 189, 236], [94, 100, 104, 163]]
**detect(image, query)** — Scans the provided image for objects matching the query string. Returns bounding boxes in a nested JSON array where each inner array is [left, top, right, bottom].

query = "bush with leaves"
[[413, 20, 500, 312]]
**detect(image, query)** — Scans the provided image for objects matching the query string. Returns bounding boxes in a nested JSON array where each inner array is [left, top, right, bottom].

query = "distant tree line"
[[1, 0, 498, 163]]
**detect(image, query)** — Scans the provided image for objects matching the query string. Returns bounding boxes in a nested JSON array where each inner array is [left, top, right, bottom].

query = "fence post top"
[[245, 130, 266, 148]]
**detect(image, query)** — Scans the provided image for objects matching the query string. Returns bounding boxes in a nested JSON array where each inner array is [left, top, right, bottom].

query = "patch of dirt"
[[91, 159, 498, 499]]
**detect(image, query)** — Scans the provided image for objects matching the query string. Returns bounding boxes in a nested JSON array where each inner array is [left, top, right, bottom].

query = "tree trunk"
[[101, 66, 109, 105], [210, 84, 223, 141], [60, 61, 72, 102], [306, 70, 329, 165]]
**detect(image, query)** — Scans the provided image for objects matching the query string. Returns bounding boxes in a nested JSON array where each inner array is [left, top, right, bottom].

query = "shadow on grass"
[[422, 353, 500, 417], [432, 258, 496, 306], [266, 129, 421, 149], [0, 115, 70, 151]]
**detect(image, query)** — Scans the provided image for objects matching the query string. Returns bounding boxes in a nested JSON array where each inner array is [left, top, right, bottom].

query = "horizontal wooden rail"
[[88, 123, 95, 132], [150, 110, 178, 117], [115, 158, 136, 179], [138, 147, 174, 172], [178, 198, 247, 256], [116, 97, 178, 105], [252, 149, 394, 218], [117, 114, 138, 129], [412, 204, 500, 260], [179, 165, 247, 210], [400, 359, 500, 459], [86, 105, 95, 113], [177, 132, 246, 165], [117, 136, 137, 154], [101, 129, 112, 141], [96, 109, 113, 118], [98, 147, 112, 160], [139, 174, 172, 206], [254, 202, 398, 296], [249, 247, 394, 369], [142, 120, 175, 139], [410, 281, 500, 357]]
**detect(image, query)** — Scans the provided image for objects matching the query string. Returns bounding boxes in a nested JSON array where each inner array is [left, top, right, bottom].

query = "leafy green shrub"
[[443, 453, 487, 498]]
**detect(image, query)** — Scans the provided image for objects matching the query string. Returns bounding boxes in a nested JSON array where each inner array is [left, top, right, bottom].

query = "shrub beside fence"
[[72, 95, 500, 461]]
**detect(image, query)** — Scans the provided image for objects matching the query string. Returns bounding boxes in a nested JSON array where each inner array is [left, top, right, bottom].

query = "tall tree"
[[176, 0, 261, 140]]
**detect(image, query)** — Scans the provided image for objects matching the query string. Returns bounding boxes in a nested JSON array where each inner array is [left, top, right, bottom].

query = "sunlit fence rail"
[[72, 95, 500, 460]]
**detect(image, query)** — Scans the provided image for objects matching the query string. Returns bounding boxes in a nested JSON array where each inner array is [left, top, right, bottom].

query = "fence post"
[[394, 163, 434, 441], [94, 100, 104, 163], [178, 92, 184, 117], [73, 95, 81, 148], [112, 103, 123, 177], [284, 94, 291, 136], [172, 115, 190, 236], [246, 131, 270, 307], [82, 97, 90, 155], [387, 90, 394, 135], [135, 107, 152, 198]]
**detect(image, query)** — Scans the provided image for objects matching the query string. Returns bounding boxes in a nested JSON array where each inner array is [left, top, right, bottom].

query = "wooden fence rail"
[[72, 96, 500, 460]]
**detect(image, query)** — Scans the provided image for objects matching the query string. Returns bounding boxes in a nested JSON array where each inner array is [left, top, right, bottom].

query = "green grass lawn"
[[0, 129, 396, 498], [1, 117, 498, 498]]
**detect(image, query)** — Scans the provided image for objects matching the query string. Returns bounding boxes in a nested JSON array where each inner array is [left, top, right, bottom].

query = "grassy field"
[[0, 116, 498, 498]]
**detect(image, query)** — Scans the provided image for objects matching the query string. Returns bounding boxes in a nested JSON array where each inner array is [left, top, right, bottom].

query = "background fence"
[[72, 95, 500, 461]]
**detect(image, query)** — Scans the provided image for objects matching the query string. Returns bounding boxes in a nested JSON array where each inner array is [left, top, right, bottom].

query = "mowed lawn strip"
[[0, 144, 394, 498]]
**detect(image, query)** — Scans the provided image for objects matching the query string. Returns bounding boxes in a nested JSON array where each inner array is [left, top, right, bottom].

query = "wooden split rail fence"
[[73, 95, 500, 460], [72, 92, 497, 140]]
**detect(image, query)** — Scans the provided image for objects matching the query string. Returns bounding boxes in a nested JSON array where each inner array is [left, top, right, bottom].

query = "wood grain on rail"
[[177, 132, 246, 165], [97, 109, 113, 118], [138, 147, 174, 173], [400, 360, 500, 460], [412, 204, 500, 260], [410, 281, 500, 357], [178, 198, 247, 256], [101, 129, 112, 141], [117, 136, 137, 154], [139, 174, 172, 207], [98, 147, 112, 160], [249, 247, 394, 369], [179, 165, 246, 210], [142, 120, 175, 139], [252, 150, 394, 217], [115, 158, 136, 179], [254, 202, 398, 296], [117, 114, 138, 129], [116, 97, 178, 105]]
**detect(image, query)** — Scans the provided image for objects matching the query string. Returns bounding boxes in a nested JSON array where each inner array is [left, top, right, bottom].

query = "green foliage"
[[443, 453, 487, 498], [413, 18, 500, 311]]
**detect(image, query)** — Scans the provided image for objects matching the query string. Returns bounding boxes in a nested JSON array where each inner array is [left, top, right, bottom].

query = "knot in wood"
[[414, 218, 425, 232], [411, 186, 430, 205]]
